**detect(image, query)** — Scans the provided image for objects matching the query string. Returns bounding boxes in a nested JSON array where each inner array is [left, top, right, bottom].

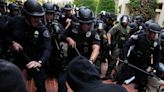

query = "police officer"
[[0, 0, 11, 60], [117, 23, 161, 92], [128, 22, 138, 35], [134, 15, 145, 31], [158, 31, 164, 79], [8, 3, 20, 17], [106, 15, 130, 80], [95, 19, 109, 78], [7, 0, 51, 92], [63, 7, 100, 92], [43, 2, 66, 77], [0, 0, 7, 15], [66, 7, 100, 63], [98, 10, 106, 22], [59, 4, 73, 31], [104, 12, 117, 32]]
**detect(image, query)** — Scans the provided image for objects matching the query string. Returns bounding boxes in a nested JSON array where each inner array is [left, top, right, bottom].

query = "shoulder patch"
[[43, 30, 50, 37], [95, 34, 100, 40], [130, 34, 138, 40]]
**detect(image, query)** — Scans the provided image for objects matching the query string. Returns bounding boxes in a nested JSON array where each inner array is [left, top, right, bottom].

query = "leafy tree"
[[129, 0, 157, 21], [73, 0, 115, 15], [7, 0, 16, 3], [73, 0, 96, 12], [97, 0, 115, 13]]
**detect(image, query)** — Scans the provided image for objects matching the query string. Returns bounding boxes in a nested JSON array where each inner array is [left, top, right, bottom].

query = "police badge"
[[86, 31, 91, 38], [34, 30, 39, 38]]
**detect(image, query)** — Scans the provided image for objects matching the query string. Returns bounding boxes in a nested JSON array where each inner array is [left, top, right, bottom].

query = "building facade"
[[118, 0, 164, 26]]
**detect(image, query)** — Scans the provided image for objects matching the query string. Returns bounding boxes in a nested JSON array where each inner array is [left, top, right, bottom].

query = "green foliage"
[[73, 0, 96, 12], [73, 0, 115, 15], [7, 0, 16, 3], [129, 0, 157, 21], [97, 0, 115, 13]]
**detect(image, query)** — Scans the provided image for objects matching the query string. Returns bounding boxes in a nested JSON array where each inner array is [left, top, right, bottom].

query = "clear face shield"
[[97, 23, 104, 32], [121, 16, 129, 28]]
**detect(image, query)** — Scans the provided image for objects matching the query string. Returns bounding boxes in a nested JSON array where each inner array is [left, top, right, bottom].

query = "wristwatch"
[[38, 60, 42, 65]]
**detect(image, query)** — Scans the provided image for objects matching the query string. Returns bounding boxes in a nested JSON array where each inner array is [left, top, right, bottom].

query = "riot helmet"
[[78, 7, 94, 23], [22, 0, 45, 17], [148, 23, 161, 33], [22, 0, 45, 27], [120, 15, 129, 28]]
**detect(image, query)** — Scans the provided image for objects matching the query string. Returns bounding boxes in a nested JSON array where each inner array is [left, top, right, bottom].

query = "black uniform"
[[58, 14, 73, 31], [66, 29, 101, 60], [67, 56, 128, 92], [46, 20, 66, 76], [0, 15, 11, 59], [7, 16, 52, 92], [117, 32, 160, 91]]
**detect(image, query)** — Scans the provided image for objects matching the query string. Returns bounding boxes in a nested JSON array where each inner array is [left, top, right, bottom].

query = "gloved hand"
[[124, 59, 128, 64]]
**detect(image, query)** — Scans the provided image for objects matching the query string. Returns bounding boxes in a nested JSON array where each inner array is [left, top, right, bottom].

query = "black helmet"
[[22, 0, 45, 17], [105, 12, 117, 21], [144, 20, 154, 29], [129, 22, 137, 30], [135, 16, 144, 22], [43, 3, 55, 13], [148, 23, 161, 33], [0, 0, 6, 7], [160, 31, 164, 41], [63, 4, 72, 11], [8, 3, 19, 10], [53, 4, 59, 11], [78, 7, 94, 23], [120, 15, 129, 23]]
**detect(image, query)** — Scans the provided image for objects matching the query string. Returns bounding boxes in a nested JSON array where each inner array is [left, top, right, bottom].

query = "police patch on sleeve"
[[43, 30, 50, 37], [95, 34, 100, 40]]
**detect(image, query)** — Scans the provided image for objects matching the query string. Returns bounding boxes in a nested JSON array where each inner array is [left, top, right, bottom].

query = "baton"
[[119, 60, 154, 77]]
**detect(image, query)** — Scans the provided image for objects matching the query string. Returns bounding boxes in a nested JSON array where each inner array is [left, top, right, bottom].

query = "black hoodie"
[[67, 56, 127, 92], [0, 59, 27, 92]]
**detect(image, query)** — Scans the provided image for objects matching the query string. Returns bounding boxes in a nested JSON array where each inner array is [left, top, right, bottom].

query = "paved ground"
[[26, 78, 138, 92]]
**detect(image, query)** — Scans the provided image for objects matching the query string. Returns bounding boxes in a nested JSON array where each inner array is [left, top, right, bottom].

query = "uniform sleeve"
[[153, 45, 161, 68], [107, 24, 119, 35], [40, 29, 52, 65], [122, 34, 138, 60], [92, 31, 101, 45]]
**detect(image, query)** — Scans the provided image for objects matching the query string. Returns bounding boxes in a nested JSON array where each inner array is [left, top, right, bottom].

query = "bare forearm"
[[107, 33, 111, 44], [90, 44, 100, 63]]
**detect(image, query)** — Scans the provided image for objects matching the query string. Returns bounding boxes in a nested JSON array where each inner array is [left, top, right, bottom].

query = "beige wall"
[[118, 0, 164, 26], [157, 0, 164, 26]]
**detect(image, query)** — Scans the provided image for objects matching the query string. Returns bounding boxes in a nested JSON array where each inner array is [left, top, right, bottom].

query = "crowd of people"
[[0, 0, 164, 92]]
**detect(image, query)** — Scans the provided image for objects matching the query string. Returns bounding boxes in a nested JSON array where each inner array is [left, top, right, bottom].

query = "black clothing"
[[67, 56, 128, 92]]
